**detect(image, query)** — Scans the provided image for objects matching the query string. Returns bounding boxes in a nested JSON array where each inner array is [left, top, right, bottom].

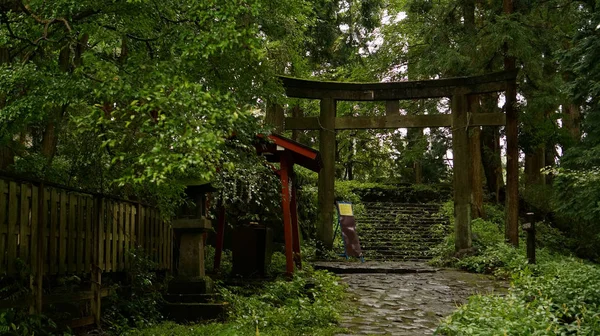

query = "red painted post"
[[280, 154, 295, 275], [290, 173, 302, 269], [213, 200, 225, 272]]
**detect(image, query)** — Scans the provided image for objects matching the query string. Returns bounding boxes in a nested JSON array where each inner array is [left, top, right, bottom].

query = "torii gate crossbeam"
[[266, 70, 519, 253]]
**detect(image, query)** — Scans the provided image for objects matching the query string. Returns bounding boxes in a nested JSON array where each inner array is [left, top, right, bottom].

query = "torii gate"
[[266, 70, 519, 252]]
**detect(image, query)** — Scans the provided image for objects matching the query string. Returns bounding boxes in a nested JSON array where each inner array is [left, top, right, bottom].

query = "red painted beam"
[[269, 135, 318, 161], [290, 175, 302, 269]]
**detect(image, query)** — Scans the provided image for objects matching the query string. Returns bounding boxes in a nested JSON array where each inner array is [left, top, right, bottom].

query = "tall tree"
[[0, 0, 317, 207]]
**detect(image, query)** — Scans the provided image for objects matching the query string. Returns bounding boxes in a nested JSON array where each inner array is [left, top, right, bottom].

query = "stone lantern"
[[165, 182, 226, 321]]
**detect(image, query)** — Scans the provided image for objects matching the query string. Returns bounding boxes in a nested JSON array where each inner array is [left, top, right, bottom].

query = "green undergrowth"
[[432, 202, 600, 335], [437, 256, 600, 335], [127, 267, 347, 336], [335, 180, 451, 204]]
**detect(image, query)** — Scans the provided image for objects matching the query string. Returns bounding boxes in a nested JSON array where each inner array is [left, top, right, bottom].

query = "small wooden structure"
[[267, 70, 519, 252], [255, 134, 323, 274], [212, 134, 322, 275]]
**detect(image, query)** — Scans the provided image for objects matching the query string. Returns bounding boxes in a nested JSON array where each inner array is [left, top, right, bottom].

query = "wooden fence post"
[[35, 183, 45, 314], [91, 196, 103, 326]]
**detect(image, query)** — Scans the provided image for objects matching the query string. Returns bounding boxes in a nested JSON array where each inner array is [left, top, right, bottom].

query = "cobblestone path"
[[335, 267, 506, 335]]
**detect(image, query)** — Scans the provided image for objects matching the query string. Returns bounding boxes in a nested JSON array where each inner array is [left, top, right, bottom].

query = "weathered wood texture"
[[284, 113, 505, 130], [468, 96, 485, 219], [0, 176, 172, 275], [317, 98, 336, 250], [0, 175, 173, 328], [504, 0, 519, 247], [266, 103, 285, 133], [281, 70, 517, 101], [451, 94, 472, 251]]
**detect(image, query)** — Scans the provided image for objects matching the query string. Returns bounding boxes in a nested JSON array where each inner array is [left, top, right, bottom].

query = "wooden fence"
[[0, 175, 173, 327]]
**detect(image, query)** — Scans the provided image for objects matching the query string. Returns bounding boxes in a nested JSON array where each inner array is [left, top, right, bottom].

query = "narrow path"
[[326, 263, 506, 336]]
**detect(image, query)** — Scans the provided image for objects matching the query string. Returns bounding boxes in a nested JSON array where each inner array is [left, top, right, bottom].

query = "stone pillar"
[[169, 184, 213, 293], [172, 218, 212, 279], [178, 232, 206, 278]]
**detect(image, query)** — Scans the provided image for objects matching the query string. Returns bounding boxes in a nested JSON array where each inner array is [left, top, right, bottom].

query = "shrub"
[[204, 245, 233, 275], [437, 256, 600, 335], [128, 267, 347, 336], [103, 250, 169, 333], [0, 310, 63, 336]]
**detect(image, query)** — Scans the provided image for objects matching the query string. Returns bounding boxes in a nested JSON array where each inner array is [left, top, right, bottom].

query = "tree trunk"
[[524, 146, 545, 186], [41, 46, 71, 165], [347, 137, 354, 180], [0, 46, 14, 170], [504, 0, 519, 247], [480, 94, 504, 203], [545, 144, 557, 185], [414, 161, 422, 184], [407, 100, 425, 184], [291, 105, 302, 142], [563, 104, 581, 146], [469, 96, 485, 218], [0, 146, 14, 171]]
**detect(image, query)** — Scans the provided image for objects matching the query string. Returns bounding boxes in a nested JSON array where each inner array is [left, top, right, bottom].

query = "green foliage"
[[456, 242, 528, 277], [268, 252, 288, 275], [437, 256, 600, 335], [431, 201, 573, 277], [0, 310, 63, 336], [0, 0, 333, 216], [103, 250, 168, 333], [550, 167, 600, 261], [434, 201, 600, 334], [213, 145, 282, 227], [128, 268, 347, 336], [204, 245, 233, 275], [335, 180, 451, 204], [430, 213, 528, 277]]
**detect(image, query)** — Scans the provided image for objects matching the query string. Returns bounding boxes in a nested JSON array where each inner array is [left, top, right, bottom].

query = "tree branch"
[[101, 25, 159, 42]]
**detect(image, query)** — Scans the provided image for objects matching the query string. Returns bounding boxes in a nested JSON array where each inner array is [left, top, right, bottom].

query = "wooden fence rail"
[[0, 175, 173, 326], [0, 178, 172, 275]]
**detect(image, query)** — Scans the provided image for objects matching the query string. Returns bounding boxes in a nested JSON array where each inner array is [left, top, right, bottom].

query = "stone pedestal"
[[165, 216, 228, 322], [171, 217, 211, 279]]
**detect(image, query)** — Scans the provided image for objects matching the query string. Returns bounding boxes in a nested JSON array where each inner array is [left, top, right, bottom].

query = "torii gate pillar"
[[451, 93, 472, 251], [317, 98, 336, 250]]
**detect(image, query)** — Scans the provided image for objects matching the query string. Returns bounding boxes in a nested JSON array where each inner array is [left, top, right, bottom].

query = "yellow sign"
[[338, 203, 354, 217]]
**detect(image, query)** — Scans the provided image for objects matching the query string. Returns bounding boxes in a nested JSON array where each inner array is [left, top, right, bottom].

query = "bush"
[[204, 245, 233, 275], [102, 250, 169, 333], [0, 310, 63, 336], [128, 268, 347, 336], [437, 256, 600, 335], [551, 167, 600, 261], [433, 201, 600, 335], [430, 202, 512, 273], [430, 201, 574, 276], [335, 180, 451, 204]]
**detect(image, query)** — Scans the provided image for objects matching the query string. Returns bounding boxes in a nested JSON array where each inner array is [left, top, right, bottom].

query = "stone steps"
[[356, 202, 449, 261]]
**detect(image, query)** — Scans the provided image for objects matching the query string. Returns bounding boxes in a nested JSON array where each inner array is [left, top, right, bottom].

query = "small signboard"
[[336, 202, 363, 258], [338, 203, 354, 217]]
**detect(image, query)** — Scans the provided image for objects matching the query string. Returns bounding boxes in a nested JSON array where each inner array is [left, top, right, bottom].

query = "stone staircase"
[[357, 202, 449, 261]]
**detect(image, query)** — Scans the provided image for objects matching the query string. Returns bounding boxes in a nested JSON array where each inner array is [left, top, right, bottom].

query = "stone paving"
[[334, 264, 507, 336]]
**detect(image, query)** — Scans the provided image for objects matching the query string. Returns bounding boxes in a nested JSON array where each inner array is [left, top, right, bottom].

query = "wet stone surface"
[[336, 267, 507, 335]]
